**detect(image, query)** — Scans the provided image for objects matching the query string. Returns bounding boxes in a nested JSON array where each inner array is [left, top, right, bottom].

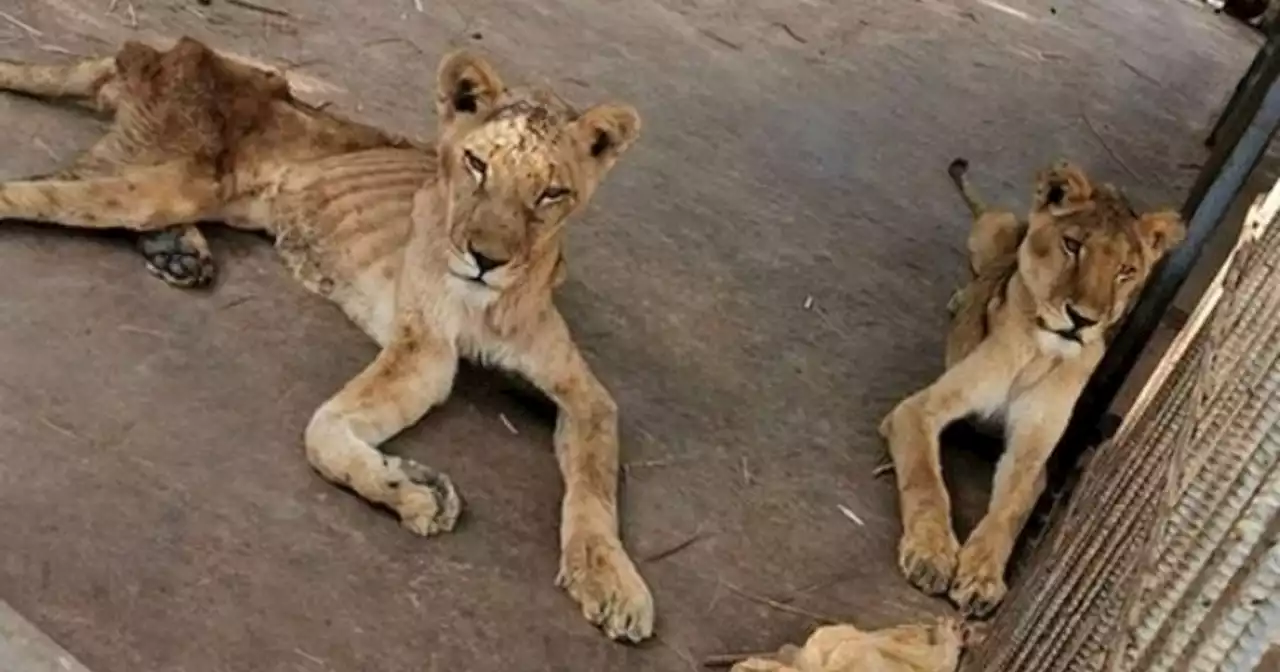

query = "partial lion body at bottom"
[[0, 36, 654, 642], [879, 158, 1186, 617]]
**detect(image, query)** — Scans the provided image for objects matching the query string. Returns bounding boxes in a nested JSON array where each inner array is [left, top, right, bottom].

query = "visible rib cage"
[[961, 186, 1280, 672], [272, 148, 436, 288]]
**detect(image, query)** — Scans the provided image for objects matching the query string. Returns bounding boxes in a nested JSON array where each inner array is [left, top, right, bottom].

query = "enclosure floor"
[[0, 0, 1259, 669]]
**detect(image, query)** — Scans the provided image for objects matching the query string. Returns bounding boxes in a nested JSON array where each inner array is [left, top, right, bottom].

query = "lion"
[[878, 158, 1185, 617], [0, 37, 654, 642]]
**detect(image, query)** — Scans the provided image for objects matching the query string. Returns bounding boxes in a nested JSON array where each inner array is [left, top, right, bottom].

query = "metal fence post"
[[1064, 37, 1280, 454]]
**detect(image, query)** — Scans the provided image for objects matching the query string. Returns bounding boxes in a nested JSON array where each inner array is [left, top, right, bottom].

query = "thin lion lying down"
[[0, 36, 652, 642]]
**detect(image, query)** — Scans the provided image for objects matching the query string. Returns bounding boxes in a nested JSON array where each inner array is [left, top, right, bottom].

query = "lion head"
[[1018, 161, 1185, 356], [426, 50, 640, 293]]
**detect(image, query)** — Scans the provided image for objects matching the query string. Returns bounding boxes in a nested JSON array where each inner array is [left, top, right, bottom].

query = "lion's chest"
[[966, 353, 1068, 436]]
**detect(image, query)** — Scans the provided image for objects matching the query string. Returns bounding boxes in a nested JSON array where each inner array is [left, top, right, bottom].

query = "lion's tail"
[[947, 158, 986, 218]]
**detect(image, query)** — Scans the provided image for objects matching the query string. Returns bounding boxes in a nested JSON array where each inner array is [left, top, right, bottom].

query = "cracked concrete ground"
[[0, 0, 1262, 669]]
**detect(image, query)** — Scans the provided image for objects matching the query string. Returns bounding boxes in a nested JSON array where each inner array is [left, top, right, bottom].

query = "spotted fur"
[[0, 37, 653, 642]]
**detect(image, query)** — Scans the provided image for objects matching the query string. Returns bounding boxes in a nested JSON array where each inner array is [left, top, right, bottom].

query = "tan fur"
[[0, 37, 653, 641], [879, 158, 1185, 617]]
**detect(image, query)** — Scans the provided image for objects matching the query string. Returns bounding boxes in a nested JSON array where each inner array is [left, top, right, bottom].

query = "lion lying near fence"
[[880, 158, 1185, 617]]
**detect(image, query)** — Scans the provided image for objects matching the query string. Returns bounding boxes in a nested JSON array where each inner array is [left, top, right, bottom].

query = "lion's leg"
[[304, 324, 461, 536], [0, 57, 119, 113], [946, 157, 1024, 273], [945, 285, 968, 318], [948, 367, 1083, 617], [20, 146, 218, 289], [943, 290, 985, 370], [136, 225, 217, 289], [945, 157, 1023, 318], [1, 57, 214, 286], [0, 163, 219, 231], [967, 211, 1024, 275], [510, 313, 654, 643], [878, 338, 1019, 595]]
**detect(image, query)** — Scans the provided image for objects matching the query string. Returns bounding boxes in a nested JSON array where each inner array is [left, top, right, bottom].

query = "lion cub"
[[879, 159, 1185, 617], [0, 37, 653, 641]]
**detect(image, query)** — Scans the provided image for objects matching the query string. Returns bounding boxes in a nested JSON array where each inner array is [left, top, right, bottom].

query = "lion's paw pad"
[[390, 459, 462, 536], [139, 229, 216, 289]]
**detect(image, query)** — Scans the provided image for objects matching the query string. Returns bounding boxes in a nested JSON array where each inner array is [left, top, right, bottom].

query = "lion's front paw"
[[557, 532, 655, 643], [899, 521, 960, 596], [390, 458, 462, 537], [949, 541, 1008, 618]]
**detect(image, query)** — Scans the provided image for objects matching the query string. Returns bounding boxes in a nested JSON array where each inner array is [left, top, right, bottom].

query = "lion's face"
[[428, 51, 640, 292], [1018, 162, 1184, 356]]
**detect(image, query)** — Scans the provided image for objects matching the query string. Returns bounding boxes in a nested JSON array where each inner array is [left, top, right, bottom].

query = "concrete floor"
[[0, 0, 1263, 670]]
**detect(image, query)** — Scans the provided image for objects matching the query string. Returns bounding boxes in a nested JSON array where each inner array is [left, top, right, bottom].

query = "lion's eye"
[[463, 151, 488, 182], [1117, 264, 1137, 282], [538, 186, 572, 205], [1062, 237, 1082, 256]]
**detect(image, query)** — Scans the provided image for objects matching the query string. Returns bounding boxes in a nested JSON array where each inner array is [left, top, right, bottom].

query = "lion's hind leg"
[[0, 162, 220, 231], [947, 158, 1024, 274], [24, 142, 219, 289], [967, 211, 1024, 275], [0, 57, 119, 113], [136, 225, 217, 288], [1, 54, 220, 288], [944, 286, 986, 370]]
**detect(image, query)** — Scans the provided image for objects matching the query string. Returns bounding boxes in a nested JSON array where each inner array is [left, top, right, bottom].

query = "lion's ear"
[[435, 50, 505, 126], [1034, 160, 1094, 214], [1137, 209, 1186, 259], [571, 103, 641, 173]]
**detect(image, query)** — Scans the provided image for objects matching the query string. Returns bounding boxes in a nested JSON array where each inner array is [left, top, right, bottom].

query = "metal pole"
[[1207, 28, 1280, 148], [1064, 44, 1280, 452], [1207, 40, 1274, 147]]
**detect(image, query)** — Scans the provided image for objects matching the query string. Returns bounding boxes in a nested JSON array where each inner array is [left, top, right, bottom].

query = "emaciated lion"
[[0, 36, 653, 642]]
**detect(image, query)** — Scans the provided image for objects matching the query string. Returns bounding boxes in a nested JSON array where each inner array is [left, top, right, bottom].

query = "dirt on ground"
[[0, 0, 1261, 670]]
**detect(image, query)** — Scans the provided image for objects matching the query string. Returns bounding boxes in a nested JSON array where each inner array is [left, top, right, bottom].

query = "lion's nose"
[[468, 244, 506, 274]]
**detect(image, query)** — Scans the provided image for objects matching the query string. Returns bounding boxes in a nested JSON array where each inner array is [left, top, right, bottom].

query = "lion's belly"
[[327, 260, 402, 346]]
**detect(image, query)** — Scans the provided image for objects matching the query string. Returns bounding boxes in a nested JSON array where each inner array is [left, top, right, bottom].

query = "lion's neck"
[[1005, 271, 1038, 326]]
